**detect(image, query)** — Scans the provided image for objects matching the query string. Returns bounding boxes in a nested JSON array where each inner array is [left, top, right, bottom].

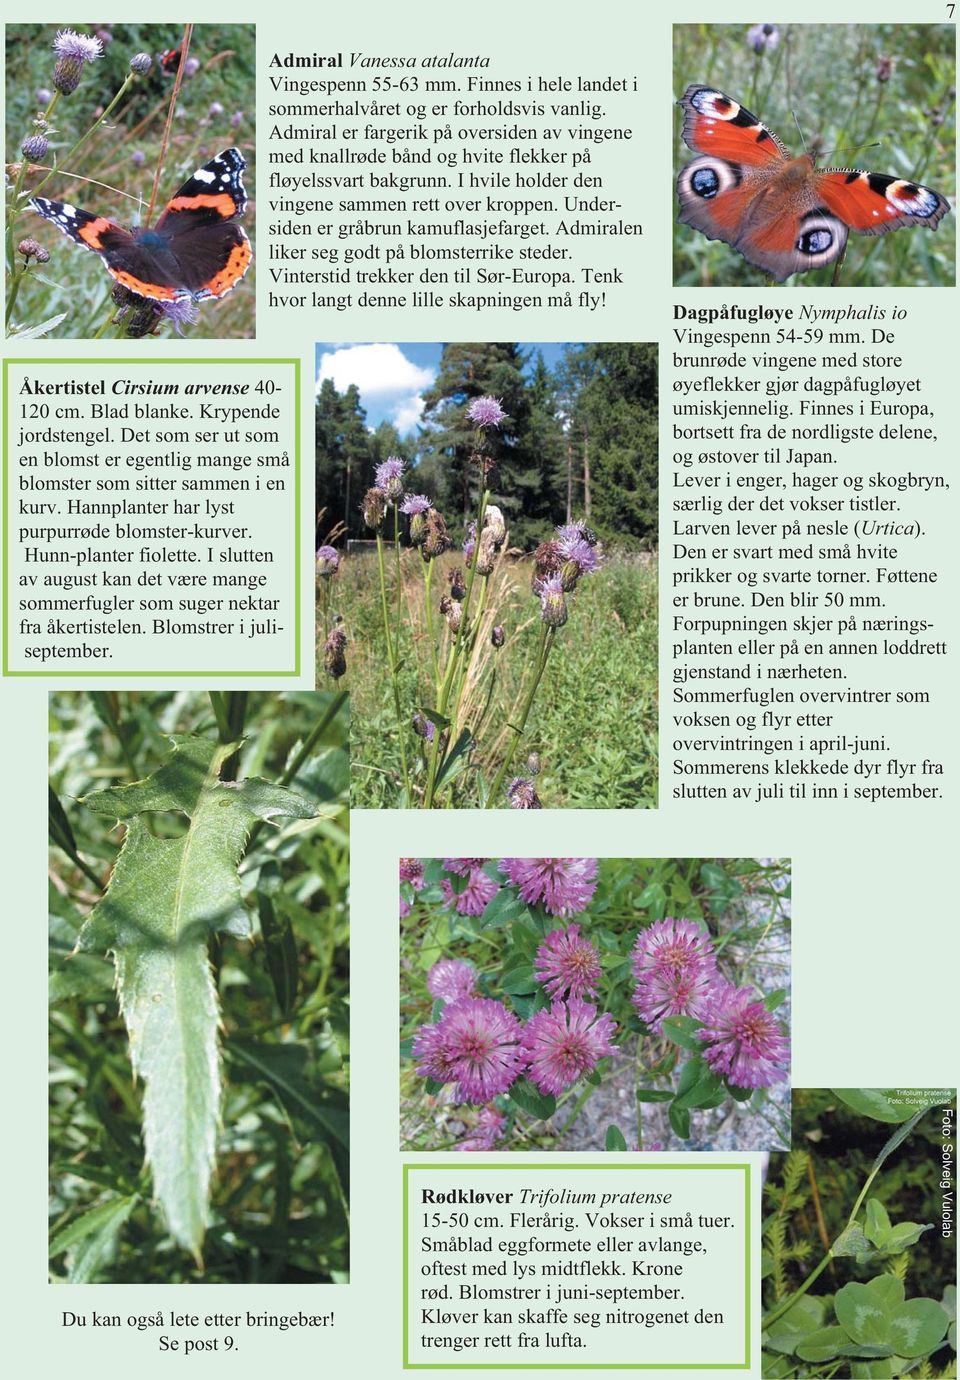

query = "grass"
[[320, 549, 659, 809], [6, 23, 255, 339], [673, 22, 956, 287]]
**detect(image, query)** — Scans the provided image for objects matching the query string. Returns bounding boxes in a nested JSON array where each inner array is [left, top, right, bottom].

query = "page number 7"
[[948, 3, 956, 16]]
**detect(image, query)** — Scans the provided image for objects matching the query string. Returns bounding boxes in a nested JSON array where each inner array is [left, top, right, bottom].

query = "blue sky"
[[314, 342, 572, 437]]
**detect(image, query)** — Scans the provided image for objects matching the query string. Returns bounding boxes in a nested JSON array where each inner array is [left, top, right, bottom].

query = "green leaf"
[[764, 988, 788, 1012], [508, 1078, 556, 1121], [795, 1326, 849, 1363], [674, 1056, 725, 1110], [833, 1222, 875, 1258], [661, 1015, 703, 1052], [500, 964, 537, 995], [763, 1295, 827, 1355], [258, 893, 299, 1018], [668, 1100, 691, 1139], [836, 1278, 905, 1345], [635, 1088, 675, 1103], [78, 735, 316, 1257], [433, 727, 476, 793], [887, 1298, 950, 1358], [605, 1125, 628, 1151], [478, 888, 525, 929], [865, 1198, 892, 1245], [49, 1195, 139, 1283]]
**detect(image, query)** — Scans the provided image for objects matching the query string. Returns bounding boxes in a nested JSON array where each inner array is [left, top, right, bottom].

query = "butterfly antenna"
[[821, 139, 882, 162], [791, 109, 807, 154]]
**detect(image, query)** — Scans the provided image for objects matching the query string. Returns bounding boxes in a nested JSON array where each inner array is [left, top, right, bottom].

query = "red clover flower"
[[696, 984, 790, 1089], [521, 998, 618, 1097], [534, 923, 602, 999], [499, 858, 598, 917]]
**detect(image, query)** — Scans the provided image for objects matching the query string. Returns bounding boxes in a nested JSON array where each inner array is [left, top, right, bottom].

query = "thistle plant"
[[348, 399, 603, 808], [400, 857, 792, 1151]]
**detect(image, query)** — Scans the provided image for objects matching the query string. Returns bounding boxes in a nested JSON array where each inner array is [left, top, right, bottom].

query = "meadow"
[[321, 548, 659, 810]]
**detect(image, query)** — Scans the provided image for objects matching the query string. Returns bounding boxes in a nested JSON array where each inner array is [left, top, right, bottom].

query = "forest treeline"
[[316, 342, 658, 551]]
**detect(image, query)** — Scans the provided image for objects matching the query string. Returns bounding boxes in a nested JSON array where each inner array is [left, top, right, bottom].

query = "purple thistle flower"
[[556, 520, 598, 547], [534, 923, 602, 1000], [412, 711, 436, 743], [53, 29, 103, 62], [159, 298, 199, 335], [428, 958, 478, 1004], [131, 149, 145, 167], [374, 455, 405, 502], [536, 571, 568, 627], [400, 858, 425, 889], [746, 23, 780, 54], [441, 868, 499, 917], [315, 544, 340, 576], [208, 101, 225, 117], [427, 998, 526, 1103], [631, 917, 717, 981], [37, 88, 53, 105], [400, 493, 431, 515], [558, 534, 601, 576], [499, 858, 598, 917], [466, 395, 507, 428], [506, 777, 542, 809], [183, 56, 200, 77], [631, 964, 717, 1034], [463, 522, 477, 562], [231, 110, 244, 129], [696, 985, 790, 1089], [455, 1104, 507, 1151], [521, 998, 618, 1096]]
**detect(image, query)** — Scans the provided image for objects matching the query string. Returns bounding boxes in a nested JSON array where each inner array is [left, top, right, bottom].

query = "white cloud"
[[316, 343, 433, 434]]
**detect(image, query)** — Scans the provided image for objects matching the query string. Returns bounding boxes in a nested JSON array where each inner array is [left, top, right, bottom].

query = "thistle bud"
[[532, 539, 561, 590], [447, 566, 466, 600], [362, 486, 386, 529], [130, 52, 152, 73], [475, 529, 498, 577], [324, 624, 347, 679], [21, 133, 48, 161], [491, 624, 505, 649], [412, 711, 435, 742], [439, 594, 462, 634], [482, 504, 506, 548], [17, 237, 46, 262], [315, 544, 340, 577], [53, 58, 83, 94], [422, 508, 450, 560], [559, 559, 581, 593]]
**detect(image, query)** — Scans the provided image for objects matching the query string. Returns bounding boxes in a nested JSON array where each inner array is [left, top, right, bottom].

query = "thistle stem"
[[376, 529, 412, 800], [486, 623, 554, 807]]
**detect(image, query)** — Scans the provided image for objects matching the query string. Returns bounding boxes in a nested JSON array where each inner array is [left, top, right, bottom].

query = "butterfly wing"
[[815, 168, 950, 236], [153, 148, 251, 299], [29, 197, 130, 255], [677, 86, 854, 280], [678, 84, 790, 165]]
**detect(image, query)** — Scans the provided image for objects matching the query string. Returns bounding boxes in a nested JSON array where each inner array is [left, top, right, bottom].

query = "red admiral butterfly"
[[159, 45, 183, 75], [29, 148, 252, 303]]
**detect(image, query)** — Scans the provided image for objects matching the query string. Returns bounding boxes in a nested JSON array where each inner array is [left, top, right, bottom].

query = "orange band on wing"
[[107, 267, 181, 301], [203, 238, 253, 297], [77, 216, 122, 249], [165, 193, 239, 218]]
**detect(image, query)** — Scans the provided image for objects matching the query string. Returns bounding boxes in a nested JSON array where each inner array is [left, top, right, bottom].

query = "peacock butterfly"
[[676, 83, 951, 281]]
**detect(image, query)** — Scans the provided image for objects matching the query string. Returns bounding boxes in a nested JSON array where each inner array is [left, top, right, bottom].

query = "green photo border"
[[402, 1161, 751, 1370], [2, 356, 301, 677]]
